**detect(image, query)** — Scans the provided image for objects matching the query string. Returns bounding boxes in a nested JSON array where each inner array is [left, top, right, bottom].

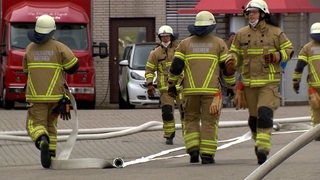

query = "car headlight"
[[130, 72, 145, 80]]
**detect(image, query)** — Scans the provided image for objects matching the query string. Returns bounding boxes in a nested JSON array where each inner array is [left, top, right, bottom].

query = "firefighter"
[[228, 0, 294, 164], [23, 14, 79, 168], [168, 11, 235, 164], [292, 22, 320, 141], [145, 25, 184, 145]]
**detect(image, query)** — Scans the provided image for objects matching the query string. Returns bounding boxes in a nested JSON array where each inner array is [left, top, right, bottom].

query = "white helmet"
[[35, 14, 56, 34], [194, 11, 216, 26], [158, 25, 173, 36], [310, 22, 320, 34], [245, 0, 269, 14]]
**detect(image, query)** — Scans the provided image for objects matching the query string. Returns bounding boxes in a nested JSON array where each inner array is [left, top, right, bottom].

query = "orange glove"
[[264, 52, 279, 64], [209, 91, 222, 116], [225, 59, 236, 76], [309, 87, 320, 109], [234, 82, 247, 110], [147, 83, 155, 98]]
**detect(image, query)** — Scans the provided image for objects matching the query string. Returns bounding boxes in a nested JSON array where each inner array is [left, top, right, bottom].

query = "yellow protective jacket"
[[23, 39, 79, 102], [170, 34, 234, 95], [229, 20, 294, 87], [293, 40, 320, 87], [145, 40, 182, 92]]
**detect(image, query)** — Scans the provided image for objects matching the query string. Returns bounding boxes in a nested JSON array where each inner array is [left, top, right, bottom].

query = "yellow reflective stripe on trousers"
[[255, 133, 271, 150], [184, 132, 200, 150]]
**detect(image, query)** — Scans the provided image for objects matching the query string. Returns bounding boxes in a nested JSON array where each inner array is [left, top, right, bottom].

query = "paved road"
[[0, 105, 319, 180]]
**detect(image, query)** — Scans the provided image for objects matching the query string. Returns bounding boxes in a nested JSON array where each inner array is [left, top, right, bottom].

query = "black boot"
[[256, 149, 269, 165], [189, 150, 199, 163], [165, 132, 175, 145], [165, 138, 173, 145], [39, 136, 51, 168], [201, 154, 215, 164]]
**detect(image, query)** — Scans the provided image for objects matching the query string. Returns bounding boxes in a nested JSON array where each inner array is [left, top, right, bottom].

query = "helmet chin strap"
[[161, 41, 171, 48]]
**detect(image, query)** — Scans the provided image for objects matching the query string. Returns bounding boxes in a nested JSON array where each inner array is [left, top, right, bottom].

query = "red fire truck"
[[0, 0, 108, 109]]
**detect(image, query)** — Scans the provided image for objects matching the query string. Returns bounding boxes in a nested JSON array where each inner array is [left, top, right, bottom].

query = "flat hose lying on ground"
[[51, 91, 124, 169]]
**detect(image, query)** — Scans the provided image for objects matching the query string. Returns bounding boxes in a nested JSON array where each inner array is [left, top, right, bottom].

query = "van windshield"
[[132, 44, 157, 70], [10, 23, 88, 50]]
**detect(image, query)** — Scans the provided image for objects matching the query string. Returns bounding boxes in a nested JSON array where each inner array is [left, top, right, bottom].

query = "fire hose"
[[0, 104, 312, 171]]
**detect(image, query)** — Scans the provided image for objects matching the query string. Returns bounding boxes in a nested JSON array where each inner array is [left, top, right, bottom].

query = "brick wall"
[[92, 0, 166, 108]]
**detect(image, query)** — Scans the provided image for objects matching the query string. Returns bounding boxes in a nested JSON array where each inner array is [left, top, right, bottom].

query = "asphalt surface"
[[0, 105, 319, 180]]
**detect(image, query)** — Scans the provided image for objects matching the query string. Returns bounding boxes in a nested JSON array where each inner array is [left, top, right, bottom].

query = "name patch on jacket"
[[190, 42, 213, 53], [32, 50, 54, 61]]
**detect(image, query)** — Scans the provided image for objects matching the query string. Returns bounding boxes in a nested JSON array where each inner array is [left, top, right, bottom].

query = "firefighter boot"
[[256, 149, 269, 165], [165, 132, 175, 145], [201, 154, 215, 164], [189, 150, 199, 163], [39, 136, 51, 168], [166, 138, 173, 145]]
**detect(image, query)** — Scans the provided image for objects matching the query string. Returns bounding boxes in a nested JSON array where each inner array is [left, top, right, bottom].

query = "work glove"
[[53, 94, 71, 120], [225, 59, 236, 76], [147, 82, 155, 98], [309, 87, 320, 109], [167, 83, 177, 98], [264, 52, 279, 64], [292, 78, 300, 94], [234, 81, 247, 110], [209, 91, 222, 116]]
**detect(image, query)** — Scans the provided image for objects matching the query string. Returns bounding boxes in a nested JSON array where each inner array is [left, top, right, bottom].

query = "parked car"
[[118, 42, 160, 109]]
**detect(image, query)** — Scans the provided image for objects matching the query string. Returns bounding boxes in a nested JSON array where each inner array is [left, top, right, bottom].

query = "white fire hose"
[[0, 103, 312, 171], [51, 91, 124, 169]]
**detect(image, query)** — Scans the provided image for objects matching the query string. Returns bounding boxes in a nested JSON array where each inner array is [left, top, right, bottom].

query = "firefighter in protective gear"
[[228, 0, 294, 165], [23, 14, 79, 168], [145, 25, 184, 145], [292, 22, 320, 141], [169, 11, 235, 164]]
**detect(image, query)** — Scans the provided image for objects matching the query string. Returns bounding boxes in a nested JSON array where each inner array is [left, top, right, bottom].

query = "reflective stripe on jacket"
[[170, 34, 232, 95], [229, 20, 294, 87], [293, 40, 320, 87], [23, 39, 79, 102], [145, 40, 182, 91]]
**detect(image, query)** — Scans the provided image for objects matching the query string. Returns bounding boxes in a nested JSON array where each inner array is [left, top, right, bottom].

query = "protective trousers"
[[244, 84, 280, 152], [26, 103, 59, 158], [160, 92, 182, 139], [183, 95, 219, 157]]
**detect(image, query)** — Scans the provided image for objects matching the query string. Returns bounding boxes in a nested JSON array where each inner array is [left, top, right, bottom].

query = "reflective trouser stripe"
[[161, 92, 176, 138], [255, 131, 271, 151], [184, 132, 200, 150], [163, 121, 175, 135], [27, 118, 47, 142], [200, 139, 217, 155]]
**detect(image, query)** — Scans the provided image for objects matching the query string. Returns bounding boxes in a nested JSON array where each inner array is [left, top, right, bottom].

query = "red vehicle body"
[[0, 0, 108, 109]]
